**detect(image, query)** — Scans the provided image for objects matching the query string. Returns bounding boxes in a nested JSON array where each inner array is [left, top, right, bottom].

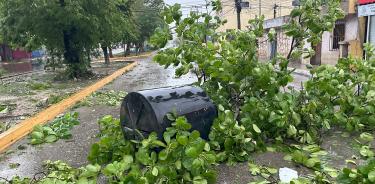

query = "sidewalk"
[[288, 62, 312, 77]]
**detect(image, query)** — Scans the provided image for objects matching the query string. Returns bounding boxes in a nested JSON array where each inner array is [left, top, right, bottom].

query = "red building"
[[0, 44, 31, 62]]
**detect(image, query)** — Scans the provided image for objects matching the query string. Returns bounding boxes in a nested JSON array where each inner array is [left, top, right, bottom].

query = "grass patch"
[[0, 105, 8, 114], [28, 82, 51, 90], [47, 93, 71, 105], [36, 93, 72, 108], [0, 83, 34, 96], [0, 68, 8, 77], [0, 122, 11, 134]]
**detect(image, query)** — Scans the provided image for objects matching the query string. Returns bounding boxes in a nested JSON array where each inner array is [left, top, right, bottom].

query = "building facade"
[[0, 44, 31, 62], [219, 0, 294, 31], [358, 0, 375, 57], [219, 0, 366, 66]]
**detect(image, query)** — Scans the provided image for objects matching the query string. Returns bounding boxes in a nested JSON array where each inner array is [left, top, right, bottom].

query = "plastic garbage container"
[[120, 86, 217, 140]]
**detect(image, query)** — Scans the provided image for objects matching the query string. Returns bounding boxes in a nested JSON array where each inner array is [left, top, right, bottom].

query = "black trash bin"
[[120, 86, 217, 140]]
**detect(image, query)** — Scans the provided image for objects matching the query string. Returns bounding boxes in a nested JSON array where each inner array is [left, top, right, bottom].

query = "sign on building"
[[358, 3, 375, 17], [358, 0, 375, 5]]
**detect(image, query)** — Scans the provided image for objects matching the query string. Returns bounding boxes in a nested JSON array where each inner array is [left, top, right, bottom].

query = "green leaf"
[[204, 143, 210, 152], [159, 149, 168, 161], [152, 140, 167, 148], [185, 147, 199, 158], [287, 125, 297, 137], [44, 135, 58, 143], [360, 146, 374, 158], [305, 157, 320, 168], [368, 170, 375, 182], [360, 133, 374, 143], [177, 135, 189, 146], [166, 113, 176, 121], [103, 163, 117, 175], [152, 167, 159, 176], [31, 131, 44, 140], [193, 176, 207, 184], [175, 160, 182, 170], [252, 124, 261, 134], [218, 104, 225, 111]]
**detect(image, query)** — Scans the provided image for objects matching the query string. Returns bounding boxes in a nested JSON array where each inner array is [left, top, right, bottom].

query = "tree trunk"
[[102, 47, 110, 65], [59, 0, 88, 78], [87, 50, 91, 68], [139, 42, 145, 53], [123, 43, 126, 57], [125, 42, 131, 56], [109, 47, 114, 58], [135, 43, 139, 56]]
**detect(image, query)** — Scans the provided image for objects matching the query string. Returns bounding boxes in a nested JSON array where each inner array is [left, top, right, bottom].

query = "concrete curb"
[[93, 52, 154, 63], [0, 62, 138, 153]]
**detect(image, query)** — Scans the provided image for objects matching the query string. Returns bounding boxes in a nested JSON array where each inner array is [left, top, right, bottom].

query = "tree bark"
[[123, 43, 126, 57], [109, 47, 114, 58], [102, 47, 110, 65], [135, 43, 139, 56], [139, 42, 145, 53], [87, 49, 91, 68], [125, 42, 131, 56]]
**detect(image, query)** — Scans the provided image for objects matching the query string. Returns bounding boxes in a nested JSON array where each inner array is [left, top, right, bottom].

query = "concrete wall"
[[321, 32, 340, 65]]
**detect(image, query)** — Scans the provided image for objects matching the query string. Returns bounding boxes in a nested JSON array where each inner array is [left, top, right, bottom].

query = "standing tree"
[[0, 0, 135, 77], [93, 0, 134, 64], [132, 0, 165, 54]]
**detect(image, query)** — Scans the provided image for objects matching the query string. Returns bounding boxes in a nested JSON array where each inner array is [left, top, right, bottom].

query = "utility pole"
[[235, 0, 242, 29], [273, 4, 278, 19], [270, 4, 279, 59], [258, 0, 261, 17]]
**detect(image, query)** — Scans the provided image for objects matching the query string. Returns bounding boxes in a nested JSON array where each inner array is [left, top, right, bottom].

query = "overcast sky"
[[165, 0, 206, 5], [164, 0, 209, 16]]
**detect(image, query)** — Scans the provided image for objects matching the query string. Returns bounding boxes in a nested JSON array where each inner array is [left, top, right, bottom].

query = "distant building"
[[358, 0, 375, 57], [0, 44, 31, 62], [218, 0, 366, 66]]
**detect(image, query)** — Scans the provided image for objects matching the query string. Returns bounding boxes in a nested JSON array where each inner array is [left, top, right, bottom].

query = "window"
[[331, 21, 345, 50]]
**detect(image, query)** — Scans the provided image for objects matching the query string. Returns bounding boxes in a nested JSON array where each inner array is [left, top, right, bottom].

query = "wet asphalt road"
[[0, 55, 310, 183]]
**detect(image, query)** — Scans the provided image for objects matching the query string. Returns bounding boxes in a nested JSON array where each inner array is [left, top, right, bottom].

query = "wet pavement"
[[0, 55, 196, 180], [0, 55, 314, 183]]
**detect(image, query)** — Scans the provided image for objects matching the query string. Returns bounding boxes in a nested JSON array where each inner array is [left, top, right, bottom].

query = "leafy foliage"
[[28, 82, 51, 91], [88, 115, 134, 165], [91, 90, 127, 106], [1, 161, 101, 184], [88, 115, 217, 183], [0, 0, 160, 77], [30, 112, 80, 145], [337, 159, 375, 184], [151, 0, 345, 163]]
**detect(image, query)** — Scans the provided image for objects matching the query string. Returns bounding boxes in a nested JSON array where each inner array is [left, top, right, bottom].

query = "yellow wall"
[[219, 0, 294, 31]]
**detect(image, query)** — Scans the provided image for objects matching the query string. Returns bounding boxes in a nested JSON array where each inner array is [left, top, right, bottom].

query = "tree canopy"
[[0, 0, 164, 77]]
